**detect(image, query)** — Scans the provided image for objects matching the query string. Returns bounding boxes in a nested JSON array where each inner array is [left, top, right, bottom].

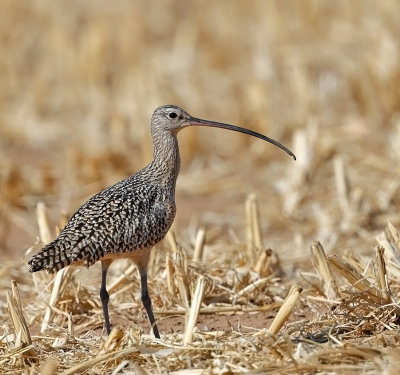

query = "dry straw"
[[6, 280, 37, 364], [192, 228, 206, 263], [183, 275, 207, 345], [267, 284, 302, 336], [35, 202, 73, 333]]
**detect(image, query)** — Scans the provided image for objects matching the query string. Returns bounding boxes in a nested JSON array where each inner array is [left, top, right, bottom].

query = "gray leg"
[[139, 269, 160, 339], [100, 260, 113, 335]]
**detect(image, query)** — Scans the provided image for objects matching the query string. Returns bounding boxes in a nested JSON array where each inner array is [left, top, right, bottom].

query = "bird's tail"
[[28, 240, 71, 273]]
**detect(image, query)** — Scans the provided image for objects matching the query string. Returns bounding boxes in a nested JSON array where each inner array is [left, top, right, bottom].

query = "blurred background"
[[1, 0, 399, 265]]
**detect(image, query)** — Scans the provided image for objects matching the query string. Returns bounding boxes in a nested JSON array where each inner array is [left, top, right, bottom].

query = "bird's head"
[[151, 104, 296, 160], [151, 105, 192, 135]]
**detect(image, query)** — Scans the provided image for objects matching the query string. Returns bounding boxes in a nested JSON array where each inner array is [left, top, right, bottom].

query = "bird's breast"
[[118, 192, 176, 251]]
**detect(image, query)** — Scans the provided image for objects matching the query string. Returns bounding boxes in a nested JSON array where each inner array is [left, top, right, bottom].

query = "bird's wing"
[[28, 185, 170, 272]]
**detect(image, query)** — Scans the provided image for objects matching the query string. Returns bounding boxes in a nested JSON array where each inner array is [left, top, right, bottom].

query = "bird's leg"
[[139, 269, 160, 339], [131, 251, 160, 338], [100, 259, 113, 335]]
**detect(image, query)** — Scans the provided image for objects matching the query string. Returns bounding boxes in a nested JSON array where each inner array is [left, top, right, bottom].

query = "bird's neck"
[[148, 130, 181, 187]]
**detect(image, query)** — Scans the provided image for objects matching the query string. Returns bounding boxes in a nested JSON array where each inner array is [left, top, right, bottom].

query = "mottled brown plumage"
[[28, 105, 296, 338]]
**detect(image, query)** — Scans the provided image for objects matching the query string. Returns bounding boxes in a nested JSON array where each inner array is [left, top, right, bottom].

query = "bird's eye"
[[168, 112, 178, 119]]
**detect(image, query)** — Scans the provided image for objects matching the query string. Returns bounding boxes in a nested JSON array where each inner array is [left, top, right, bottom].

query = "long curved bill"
[[189, 116, 296, 160]]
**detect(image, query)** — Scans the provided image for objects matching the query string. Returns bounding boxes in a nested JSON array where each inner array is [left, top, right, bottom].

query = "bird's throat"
[[150, 131, 181, 188]]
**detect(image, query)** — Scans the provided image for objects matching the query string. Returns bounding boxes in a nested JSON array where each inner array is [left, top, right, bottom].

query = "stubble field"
[[1, 1, 400, 374]]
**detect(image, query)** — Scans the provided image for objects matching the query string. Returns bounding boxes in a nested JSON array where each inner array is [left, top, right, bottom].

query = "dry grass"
[[1, 1, 400, 374]]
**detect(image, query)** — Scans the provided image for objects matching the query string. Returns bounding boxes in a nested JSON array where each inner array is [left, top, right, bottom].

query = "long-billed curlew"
[[28, 105, 296, 338]]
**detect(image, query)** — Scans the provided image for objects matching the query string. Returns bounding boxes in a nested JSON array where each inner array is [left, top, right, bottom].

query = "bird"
[[28, 105, 296, 339]]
